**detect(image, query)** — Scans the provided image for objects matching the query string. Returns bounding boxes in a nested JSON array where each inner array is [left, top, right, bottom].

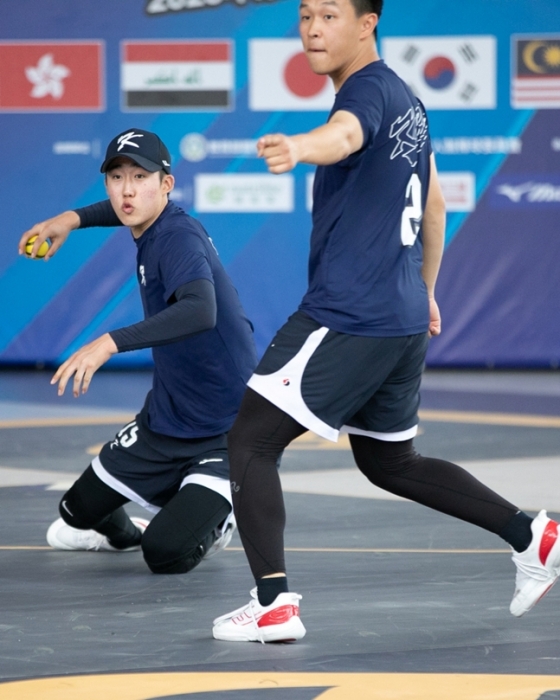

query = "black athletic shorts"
[[248, 310, 429, 442], [93, 402, 231, 513]]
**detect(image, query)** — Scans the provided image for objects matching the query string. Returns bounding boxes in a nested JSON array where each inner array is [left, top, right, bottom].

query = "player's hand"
[[51, 334, 118, 397], [257, 134, 299, 173], [428, 297, 441, 337], [19, 210, 80, 260]]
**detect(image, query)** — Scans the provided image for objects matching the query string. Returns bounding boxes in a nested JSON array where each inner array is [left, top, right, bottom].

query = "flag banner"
[[512, 35, 560, 108], [382, 36, 496, 109], [0, 41, 104, 112], [121, 41, 233, 110], [249, 38, 335, 111]]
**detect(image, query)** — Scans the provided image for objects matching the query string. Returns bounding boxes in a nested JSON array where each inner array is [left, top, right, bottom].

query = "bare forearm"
[[422, 213, 445, 297], [292, 120, 359, 166], [422, 155, 446, 296], [257, 110, 363, 172]]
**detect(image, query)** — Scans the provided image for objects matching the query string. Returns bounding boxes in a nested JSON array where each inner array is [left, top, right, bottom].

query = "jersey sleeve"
[[416, 99, 433, 156], [74, 200, 122, 228], [332, 74, 385, 146], [155, 222, 214, 303], [109, 278, 217, 351]]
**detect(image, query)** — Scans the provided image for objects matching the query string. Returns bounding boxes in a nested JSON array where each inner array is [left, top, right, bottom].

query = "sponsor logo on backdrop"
[[180, 133, 258, 162], [491, 175, 560, 208], [194, 173, 294, 212], [438, 172, 476, 212], [121, 41, 233, 111], [512, 35, 560, 108], [382, 36, 496, 109], [249, 39, 335, 111], [433, 136, 522, 155], [52, 140, 102, 157], [0, 41, 104, 112], [145, 0, 280, 13]]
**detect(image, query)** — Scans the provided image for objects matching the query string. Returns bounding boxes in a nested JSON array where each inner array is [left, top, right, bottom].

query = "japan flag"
[[249, 38, 335, 111]]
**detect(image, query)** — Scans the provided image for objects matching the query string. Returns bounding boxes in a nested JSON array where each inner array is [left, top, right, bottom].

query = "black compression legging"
[[228, 388, 520, 580], [60, 466, 231, 573]]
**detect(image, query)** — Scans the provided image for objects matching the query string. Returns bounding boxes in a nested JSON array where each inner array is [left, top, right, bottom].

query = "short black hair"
[[349, 0, 383, 38], [350, 0, 382, 15]]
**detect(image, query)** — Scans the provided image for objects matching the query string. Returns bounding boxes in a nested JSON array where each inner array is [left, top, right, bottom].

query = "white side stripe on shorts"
[[342, 424, 418, 442], [92, 456, 161, 514], [248, 326, 340, 442]]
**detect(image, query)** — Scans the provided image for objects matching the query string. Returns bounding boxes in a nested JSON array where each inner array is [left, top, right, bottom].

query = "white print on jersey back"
[[389, 106, 428, 167]]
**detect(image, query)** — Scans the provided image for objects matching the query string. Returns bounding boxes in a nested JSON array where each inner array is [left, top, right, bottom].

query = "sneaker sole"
[[46, 518, 93, 551], [510, 576, 558, 617], [213, 617, 306, 643]]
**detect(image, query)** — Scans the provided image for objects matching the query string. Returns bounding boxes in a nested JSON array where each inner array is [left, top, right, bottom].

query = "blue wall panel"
[[1, 0, 559, 367]]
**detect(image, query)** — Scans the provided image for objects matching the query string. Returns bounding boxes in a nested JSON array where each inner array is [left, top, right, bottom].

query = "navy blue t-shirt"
[[135, 201, 257, 438], [299, 60, 432, 337]]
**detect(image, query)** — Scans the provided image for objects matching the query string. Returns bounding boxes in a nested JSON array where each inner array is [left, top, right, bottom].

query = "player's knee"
[[143, 548, 202, 574], [141, 521, 203, 574], [352, 436, 421, 481]]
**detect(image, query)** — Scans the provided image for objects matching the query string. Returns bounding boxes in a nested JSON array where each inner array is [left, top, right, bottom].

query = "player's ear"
[[360, 12, 377, 39], [162, 174, 175, 194]]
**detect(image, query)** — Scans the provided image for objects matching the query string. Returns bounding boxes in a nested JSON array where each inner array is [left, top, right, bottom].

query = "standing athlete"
[[211, 0, 560, 642], [20, 128, 257, 574]]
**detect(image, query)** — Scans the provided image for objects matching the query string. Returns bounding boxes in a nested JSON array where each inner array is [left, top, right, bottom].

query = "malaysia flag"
[[121, 41, 233, 110], [512, 36, 560, 108], [0, 41, 104, 112], [249, 39, 335, 111], [382, 36, 496, 110]]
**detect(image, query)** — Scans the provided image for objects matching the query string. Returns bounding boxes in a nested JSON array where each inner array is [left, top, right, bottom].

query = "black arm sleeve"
[[108, 278, 217, 352], [74, 200, 122, 228]]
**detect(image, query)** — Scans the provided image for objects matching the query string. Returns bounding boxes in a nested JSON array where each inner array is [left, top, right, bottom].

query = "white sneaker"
[[510, 510, 560, 617], [212, 587, 306, 643], [203, 515, 236, 560], [46, 517, 149, 552]]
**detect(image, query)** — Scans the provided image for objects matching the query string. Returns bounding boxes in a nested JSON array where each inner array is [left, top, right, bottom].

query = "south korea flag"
[[382, 36, 496, 109], [249, 38, 335, 111]]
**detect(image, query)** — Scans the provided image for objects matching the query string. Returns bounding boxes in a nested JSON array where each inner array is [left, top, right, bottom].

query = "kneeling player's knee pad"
[[141, 483, 231, 574], [141, 513, 210, 575]]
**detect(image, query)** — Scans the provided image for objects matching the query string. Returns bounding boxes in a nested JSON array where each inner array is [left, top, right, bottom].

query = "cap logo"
[[117, 131, 143, 151]]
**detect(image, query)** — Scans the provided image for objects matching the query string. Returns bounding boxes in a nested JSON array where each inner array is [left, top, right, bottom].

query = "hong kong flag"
[[0, 41, 104, 112], [249, 39, 335, 111]]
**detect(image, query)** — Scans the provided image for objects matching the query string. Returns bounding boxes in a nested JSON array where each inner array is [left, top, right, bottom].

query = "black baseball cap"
[[100, 128, 172, 174]]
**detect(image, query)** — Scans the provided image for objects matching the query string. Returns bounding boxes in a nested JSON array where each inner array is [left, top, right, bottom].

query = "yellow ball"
[[25, 234, 50, 259]]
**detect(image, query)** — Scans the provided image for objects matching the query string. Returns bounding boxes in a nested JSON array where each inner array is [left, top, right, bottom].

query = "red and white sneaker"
[[510, 510, 560, 617], [46, 516, 149, 552], [212, 588, 306, 643]]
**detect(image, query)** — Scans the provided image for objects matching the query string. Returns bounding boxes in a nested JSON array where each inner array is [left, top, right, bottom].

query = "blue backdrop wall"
[[1, 0, 559, 368]]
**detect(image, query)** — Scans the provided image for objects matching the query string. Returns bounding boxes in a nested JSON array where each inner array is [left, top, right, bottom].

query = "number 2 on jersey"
[[401, 173, 423, 247]]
